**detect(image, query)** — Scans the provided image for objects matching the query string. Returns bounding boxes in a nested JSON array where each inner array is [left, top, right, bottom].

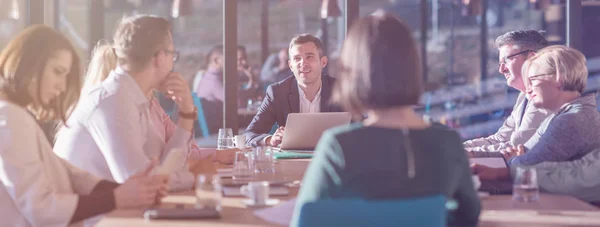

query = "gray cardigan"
[[510, 94, 600, 166]]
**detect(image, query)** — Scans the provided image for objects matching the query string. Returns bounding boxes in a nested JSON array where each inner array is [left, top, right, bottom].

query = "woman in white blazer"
[[0, 25, 168, 227]]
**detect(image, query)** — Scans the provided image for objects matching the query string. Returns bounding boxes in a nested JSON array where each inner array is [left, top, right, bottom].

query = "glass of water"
[[217, 128, 234, 150], [195, 174, 222, 210], [250, 147, 275, 174], [233, 151, 252, 179], [512, 166, 540, 202]]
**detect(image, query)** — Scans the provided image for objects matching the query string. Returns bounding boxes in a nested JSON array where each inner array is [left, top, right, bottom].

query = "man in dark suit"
[[245, 34, 340, 147]]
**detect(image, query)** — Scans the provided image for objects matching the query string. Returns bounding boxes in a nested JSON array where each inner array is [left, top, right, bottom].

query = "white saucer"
[[242, 199, 280, 208], [478, 192, 490, 198]]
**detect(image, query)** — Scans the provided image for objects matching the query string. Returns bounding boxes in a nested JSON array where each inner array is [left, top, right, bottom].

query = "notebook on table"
[[273, 151, 313, 160]]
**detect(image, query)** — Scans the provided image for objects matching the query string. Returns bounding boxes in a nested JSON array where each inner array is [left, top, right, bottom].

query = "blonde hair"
[[83, 41, 117, 89], [522, 45, 587, 93]]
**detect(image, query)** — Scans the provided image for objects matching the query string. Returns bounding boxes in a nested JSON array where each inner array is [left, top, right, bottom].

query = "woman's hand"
[[113, 161, 169, 209], [500, 144, 526, 161]]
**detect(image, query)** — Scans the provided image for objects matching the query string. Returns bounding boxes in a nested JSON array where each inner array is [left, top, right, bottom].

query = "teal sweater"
[[291, 123, 480, 227]]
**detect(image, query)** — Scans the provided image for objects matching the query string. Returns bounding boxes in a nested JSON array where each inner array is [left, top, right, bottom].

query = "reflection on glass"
[[0, 0, 24, 49]]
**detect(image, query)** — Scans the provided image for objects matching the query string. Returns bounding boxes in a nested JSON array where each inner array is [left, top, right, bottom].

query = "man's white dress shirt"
[[54, 67, 194, 191], [298, 85, 321, 114]]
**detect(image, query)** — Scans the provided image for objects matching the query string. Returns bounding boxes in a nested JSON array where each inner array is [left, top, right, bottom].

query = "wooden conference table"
[[98, 159, 600, 227]]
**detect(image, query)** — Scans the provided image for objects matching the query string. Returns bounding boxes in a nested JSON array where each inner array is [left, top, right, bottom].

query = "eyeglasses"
[[499, 50, 533, 67], [156, 49, 180, 62], [525, 73, 554, 88], [527, 73, 554, 82], [529, 73, 554, 79]]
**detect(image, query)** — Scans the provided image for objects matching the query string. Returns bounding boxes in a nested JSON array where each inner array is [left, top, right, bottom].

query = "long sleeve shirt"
[[54, 67, 194, 191], [510, 94, 600, 166], [0, 101, 105, 227], [464, 92, 550, 152]]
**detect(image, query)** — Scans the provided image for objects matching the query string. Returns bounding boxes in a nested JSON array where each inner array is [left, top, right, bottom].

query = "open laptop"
[[470, 152, 513, 195], [278, 112, 352, 152]]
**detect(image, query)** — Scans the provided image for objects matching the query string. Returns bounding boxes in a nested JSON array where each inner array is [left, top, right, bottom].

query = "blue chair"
[[192, 92, 210, 138], [298, 195, 447, 227], [269, 122, 279, 134]]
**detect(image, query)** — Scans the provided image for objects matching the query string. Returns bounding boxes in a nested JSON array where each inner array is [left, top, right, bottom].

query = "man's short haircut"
[[495, 29, 549, 51], [288, 34, 325, 58], [112, 15, 171, 72]]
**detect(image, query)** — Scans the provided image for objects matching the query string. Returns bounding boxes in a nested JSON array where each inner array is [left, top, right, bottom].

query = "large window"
[[359, 0, 548, 139], [49, 0, 592, 140], [57, 0, 89, 61], [0, 0, 25, 49]]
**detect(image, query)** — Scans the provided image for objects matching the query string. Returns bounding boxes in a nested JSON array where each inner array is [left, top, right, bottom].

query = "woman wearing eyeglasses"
[[473, 46, 600, 178], [464, 30, 551, 153]]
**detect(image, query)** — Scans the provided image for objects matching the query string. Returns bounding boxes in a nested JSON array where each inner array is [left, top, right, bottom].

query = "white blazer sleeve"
[[0, 113, 77, 227], [86, 99, 150, 183], [59, 158, 103, 195]]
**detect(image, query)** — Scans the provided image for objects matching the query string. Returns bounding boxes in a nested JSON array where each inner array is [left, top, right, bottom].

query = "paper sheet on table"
[[253, 198, 296, 226], [222, 186, 290, 197], [470, 157, 507, 168]]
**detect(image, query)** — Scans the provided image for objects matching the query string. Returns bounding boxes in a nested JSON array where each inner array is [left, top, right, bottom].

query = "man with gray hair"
[[472, 46, 600, 203], [464, 30, 551, 152]]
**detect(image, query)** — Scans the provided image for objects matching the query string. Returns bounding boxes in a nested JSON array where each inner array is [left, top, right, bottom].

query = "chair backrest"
[[192, 92, 210, 137], [298, 195, 447, 227], [269, 122, 279, 134]]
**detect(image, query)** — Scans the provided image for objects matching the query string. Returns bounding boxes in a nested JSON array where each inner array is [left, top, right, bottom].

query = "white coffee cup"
[[240, 181, 269, 205], [233, 135, 247, 149]]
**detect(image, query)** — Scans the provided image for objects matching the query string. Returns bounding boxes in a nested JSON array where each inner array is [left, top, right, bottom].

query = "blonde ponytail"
[[83, 40, 117, 89]]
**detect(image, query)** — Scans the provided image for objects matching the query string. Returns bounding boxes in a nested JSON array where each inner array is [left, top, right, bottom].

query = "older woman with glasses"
[[473, 45, 600, 179]]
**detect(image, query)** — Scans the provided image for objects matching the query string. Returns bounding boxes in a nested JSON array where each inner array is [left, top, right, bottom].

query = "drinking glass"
[[195, 174, 222, 210], [250, 147, 274, 174], [233, 151, 252, 179], [217, 128, 234, 149], [512, 167, 540, 202]]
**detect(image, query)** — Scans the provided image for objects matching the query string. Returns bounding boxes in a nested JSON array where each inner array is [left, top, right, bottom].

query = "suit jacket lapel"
[[288, 78, 300, 114], [320, 76, 332, 112]]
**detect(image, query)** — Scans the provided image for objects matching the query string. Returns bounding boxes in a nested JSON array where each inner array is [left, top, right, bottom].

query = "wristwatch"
[[178, 107, 198, 120]]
